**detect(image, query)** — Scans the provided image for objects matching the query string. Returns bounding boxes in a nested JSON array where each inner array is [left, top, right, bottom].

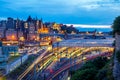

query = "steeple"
[[27, 15, 32, 22]]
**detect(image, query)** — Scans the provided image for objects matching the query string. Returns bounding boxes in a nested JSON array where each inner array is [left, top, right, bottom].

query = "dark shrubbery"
[[71, 57, 110, 80], [112, 16, 120, 34], [71, 68, 97, 80], [95, 69, 108, 80]]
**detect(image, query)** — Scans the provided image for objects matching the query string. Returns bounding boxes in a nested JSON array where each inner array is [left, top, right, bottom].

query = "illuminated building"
[[2, 41, 18, 56], [24, 22, 28, 29], [15, 18, 24, 31], [24, 22, 29, 40], [27, 22, 37, 40], [0, 41, 18, 64], [38, 24, 49, 34], [27, 33, 37, 40], [18, 31, 23, 37], [36, 20, 40, 31], [29, 22, 35, 34], [0, 41, 21, 74], [5, 29, 17, 41], [53, 23, 61, 31]]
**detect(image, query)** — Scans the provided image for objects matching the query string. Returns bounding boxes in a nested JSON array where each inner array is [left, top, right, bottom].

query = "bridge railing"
[[52, 39, 114, 48]]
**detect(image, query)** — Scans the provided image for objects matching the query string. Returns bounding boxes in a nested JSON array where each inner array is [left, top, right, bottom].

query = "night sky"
[[0, 0, 120, 25]]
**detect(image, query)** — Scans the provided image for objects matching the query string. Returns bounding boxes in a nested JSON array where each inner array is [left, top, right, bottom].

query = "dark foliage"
[[112, 16, 120, 34], [71, 57, 109, 80]]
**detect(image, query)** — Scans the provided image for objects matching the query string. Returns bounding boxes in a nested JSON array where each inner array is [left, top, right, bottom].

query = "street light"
[[19, 36, 25, 41], [11, 35, 16, 40]]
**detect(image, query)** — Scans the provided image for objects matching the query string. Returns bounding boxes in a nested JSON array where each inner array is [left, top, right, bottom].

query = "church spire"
[[27, 15, 32, 22]]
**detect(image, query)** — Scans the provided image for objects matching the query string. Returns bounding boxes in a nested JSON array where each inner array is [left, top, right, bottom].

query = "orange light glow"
[[11, 35, 16, 40]]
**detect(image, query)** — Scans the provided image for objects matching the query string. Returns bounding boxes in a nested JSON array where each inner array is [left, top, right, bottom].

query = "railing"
[[52, 39, 114, 47]]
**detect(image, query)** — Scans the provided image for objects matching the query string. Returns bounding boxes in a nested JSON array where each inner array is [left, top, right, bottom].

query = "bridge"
[[39, 33, 112, 39], [52, 38, 114, 48]]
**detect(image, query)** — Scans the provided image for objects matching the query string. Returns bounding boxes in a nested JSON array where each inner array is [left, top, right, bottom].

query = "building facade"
[[5, 29, 17, 41]]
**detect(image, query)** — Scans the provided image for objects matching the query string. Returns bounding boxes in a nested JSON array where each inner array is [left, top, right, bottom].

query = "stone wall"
[[115, 33, 120, 51], [113, 33, 120, 80], [113, 55, 120, 80]]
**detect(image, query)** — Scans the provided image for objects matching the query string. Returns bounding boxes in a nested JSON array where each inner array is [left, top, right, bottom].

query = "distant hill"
[[66, 24, 112, 32], [75, 27, 112, 32]]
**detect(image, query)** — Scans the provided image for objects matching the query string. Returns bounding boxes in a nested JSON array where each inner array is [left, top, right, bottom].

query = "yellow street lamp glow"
[[20, 37, 25, 41], [36, 36, 39, 41], [7, 44, 10, 46]]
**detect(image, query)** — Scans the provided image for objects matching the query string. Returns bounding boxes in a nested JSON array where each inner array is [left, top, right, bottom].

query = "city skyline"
[[0, 1, 117, 79], [0, 0, 120, 25]]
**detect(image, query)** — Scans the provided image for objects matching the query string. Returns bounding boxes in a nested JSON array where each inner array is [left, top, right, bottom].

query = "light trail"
[[46, 51, 113, 80], [17, 47, 67, 80], [17, 50, 48, 80]]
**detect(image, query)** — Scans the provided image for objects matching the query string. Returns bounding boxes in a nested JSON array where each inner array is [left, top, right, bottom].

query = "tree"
[[112, 16, 120, 58], [71, 57, 109, 80], [95, 69, 107, 80], [79, 61, 96, 70], [92, 57, 108, 69], [112, 16, 120, 34], [71, 68, 97, 80]]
